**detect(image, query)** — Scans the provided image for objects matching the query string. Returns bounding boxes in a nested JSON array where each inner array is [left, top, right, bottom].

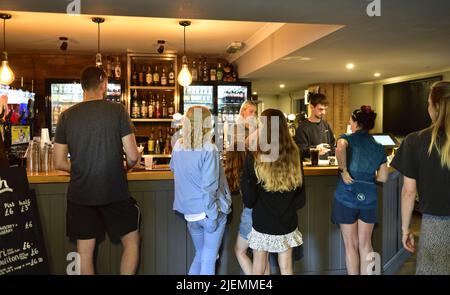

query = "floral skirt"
[[248, 227, 303, 253]]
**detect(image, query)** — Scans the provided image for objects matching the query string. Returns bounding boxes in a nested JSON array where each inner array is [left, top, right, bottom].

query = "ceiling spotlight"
[[59, 37, 68, 51], [252, 91, 258, 95], [280, 84, 285, 88], [157, 40, 165, 54], [374, 72, 381, 77], [346, 63, 355, 69]]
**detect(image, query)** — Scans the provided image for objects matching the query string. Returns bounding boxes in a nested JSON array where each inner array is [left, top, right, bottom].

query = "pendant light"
[[177, 20, 192, 87], [92, 17, 105, 67], [0, 13, 14, 85]]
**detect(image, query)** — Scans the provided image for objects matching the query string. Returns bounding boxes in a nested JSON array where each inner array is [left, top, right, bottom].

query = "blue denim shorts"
[[238, 207, 253, 240], [331, 199, 377, 224]]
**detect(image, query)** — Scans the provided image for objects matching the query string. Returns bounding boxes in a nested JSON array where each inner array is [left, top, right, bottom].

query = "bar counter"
[[29, 166, 409, 275]]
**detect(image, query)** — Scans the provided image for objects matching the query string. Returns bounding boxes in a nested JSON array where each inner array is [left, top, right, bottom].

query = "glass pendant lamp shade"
[[0, 14, 14, 85], [177, 21, 192, 87]]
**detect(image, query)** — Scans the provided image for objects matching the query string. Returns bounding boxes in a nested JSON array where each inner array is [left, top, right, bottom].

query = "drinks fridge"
[[46, 79, 124, 135]]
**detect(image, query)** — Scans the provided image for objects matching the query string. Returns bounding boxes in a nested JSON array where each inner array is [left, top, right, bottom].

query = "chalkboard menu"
[[0, 167, 49, 275]]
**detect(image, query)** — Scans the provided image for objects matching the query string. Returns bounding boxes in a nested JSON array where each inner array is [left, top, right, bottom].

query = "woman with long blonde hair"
[[241, 108, 305, 275], [170, 106, 231, 275], [392, 81, 450, 274]]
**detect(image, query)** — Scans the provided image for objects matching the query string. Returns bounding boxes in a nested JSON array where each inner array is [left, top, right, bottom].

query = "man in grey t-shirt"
[[54, 66, 140, 275]]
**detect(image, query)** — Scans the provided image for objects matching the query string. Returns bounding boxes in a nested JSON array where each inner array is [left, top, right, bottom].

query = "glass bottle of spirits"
[[161, 67, 168, 86], [141, 97, 148, 118], [148, 128, 156, 154], [145, 65, 153, 86], [192, 60, 198, 82], [210, 66, 217, 81], [132, 64, 138, 86], [153, 65, 160, 86], [168, 64, 175, 86], [167, 98, 175, 117], [155, 94, 161, 118], [216, 62, 223, 81], [148, 92, 154, 118], [203, 60, 209, 82], [161, 94, 168, 118], [197, 57, 203, 82], [114, 56, 122, 80], [138, 65, 145, 86]]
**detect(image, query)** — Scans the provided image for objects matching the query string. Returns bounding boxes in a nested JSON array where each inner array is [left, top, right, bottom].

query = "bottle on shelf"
[[192, 60, 198, 82], [148, 92, 154, 118], [202, 60, 209, 82], [145, 65, 153, 86], [131, 98, 140, 119], [153, 65, 160, 86], [141, 97, 148, 118], [161, 94, 168, 118], [138, 65, 145, 86], [217, 63, 223, 81], [155, 94, 161, 118], [114, 56, 122, 80], [197, 57, 203, 82], [161, 67, 168, 86], [210, 65, 217, 81], [132, 64, 138, 86], [168, 64, 175, 86], [168, 98, 175, 117], [164, 127, 172, 154], [148, 128, 156, 154]]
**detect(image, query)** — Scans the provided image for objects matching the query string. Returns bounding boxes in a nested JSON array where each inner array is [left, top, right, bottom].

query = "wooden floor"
[[395, 211, 422, 275]]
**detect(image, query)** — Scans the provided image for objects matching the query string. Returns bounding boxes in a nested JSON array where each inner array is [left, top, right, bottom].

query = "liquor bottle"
[[145, 65, 153, 86], [167, 98, 175, 117], [114, 56, 121, 80], [148, 92, 154, 118], [168, 64, 175, 86], [161, 67, 168, 86], [138, 65, 145, 86], [141, 97, 148, 118], [216, 63, 223, 81], [203, 60, 209, 82], [164, 127, 172, 154], [158, 127, 164, 154], [155, 94, 161, 118], [210, 66, 217, 81], [131, 98, 140, 119], [132, 64, 138, 86], [106, 56, 113, 78], [148, 128, 155, 154], [197, 57, 203, 82], [153, 65, 160, 86], [192, 60, 198, 82], [161, 94, 168, 118]]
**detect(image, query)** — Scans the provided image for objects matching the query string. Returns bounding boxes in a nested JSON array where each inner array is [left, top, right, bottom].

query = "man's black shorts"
[[66, 197, 140, 242]]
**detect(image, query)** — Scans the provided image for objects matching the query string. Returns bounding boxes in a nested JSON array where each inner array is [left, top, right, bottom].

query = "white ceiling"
[[1, 0, 450, 96]]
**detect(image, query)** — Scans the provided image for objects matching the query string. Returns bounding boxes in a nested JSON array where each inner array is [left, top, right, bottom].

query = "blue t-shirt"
[[334, 130, 387, 209]]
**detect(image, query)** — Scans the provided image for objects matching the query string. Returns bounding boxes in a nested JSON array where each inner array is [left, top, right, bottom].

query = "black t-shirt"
[[240, 153, 306, 235], [55, 100, 134, 206], [295, 119, 336, 158], [391, 128, 450, 216]]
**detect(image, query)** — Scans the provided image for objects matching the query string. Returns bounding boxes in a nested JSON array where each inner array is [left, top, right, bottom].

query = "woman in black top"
[[241, 108, 305, 275], [391, 81, 450, 275]]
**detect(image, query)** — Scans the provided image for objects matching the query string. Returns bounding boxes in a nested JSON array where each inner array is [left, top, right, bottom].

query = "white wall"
[[258, 95, 279, 113], [278, 90, 306, 114]]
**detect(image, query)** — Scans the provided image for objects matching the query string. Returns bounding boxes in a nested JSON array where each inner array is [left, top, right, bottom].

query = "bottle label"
[[161, 77, 167, 86], [115, 66, 121, 79], [146, 73, 153, 85]]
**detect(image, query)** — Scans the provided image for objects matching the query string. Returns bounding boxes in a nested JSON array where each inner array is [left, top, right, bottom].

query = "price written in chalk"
[[19, 199, 31, 213], [23, 242, 32, 250], [4, 202, 14, 217], [25, 221, 33, 229]]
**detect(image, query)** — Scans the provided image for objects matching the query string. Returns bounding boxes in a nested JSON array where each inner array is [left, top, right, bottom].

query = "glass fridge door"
[[182, 85, 214, 114], [51, 82, 84, 134], [217, 85, 248, 123]]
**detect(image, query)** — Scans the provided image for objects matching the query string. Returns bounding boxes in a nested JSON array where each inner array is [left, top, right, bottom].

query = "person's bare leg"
[[252, 250, 268, 275], [234, 235, 253, 275], [263, 257, 270, 275], [120, 230, 140, 275], [77, 239, 96, 275], [358, 220, 375, 275], [340, 222, 360, 275], [277, 248, 293, 275]]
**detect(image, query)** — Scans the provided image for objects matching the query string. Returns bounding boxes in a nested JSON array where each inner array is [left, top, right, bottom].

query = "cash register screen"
[[372, 135, 396, 146], [11, 125, 31, 146]]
